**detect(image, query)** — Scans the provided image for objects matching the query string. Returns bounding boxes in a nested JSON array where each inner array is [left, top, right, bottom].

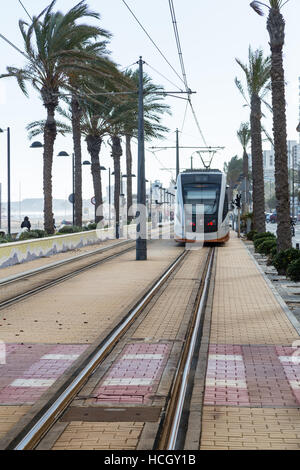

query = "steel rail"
[[0, 239, 133, 287], [158, 247, 215, 449], [0, 225, 174, 309], [12, 249, 188, 450], [0, 244, 136, 310]]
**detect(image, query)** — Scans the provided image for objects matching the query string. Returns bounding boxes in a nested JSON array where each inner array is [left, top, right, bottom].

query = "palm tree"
[[224, 156, 243, 203], [0, 1, 104, 233], [237, 122, 251, 214], [250, 0, 291, 250], [117, 69, 170, 223], [235, 47, 271, 232], [66, 39, 116, 227]]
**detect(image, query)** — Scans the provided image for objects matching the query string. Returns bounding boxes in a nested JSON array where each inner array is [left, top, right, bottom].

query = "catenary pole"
[[136, 57, 147, 260]]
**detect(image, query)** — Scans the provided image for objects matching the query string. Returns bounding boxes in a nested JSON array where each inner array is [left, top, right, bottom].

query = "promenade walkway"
[[200, 235, 300, 450]]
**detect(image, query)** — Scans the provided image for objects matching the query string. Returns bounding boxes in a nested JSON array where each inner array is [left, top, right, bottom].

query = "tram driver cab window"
[[223, 191, 229, 221]]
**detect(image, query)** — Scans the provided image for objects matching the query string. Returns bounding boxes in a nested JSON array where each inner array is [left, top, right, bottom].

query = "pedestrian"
[[21, 216, 31, 231]]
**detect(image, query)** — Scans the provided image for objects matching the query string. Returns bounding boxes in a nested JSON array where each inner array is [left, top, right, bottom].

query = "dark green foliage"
[[246, 229, 257, 240], [287, 258, 300, 282], [257, 238, 277, 255], [253, 234, 276, 251], [273, 248, 300, 275], [30, 229, 47, 238], [58, 225, 82, 234], [87, 223, 97, 230], [18, 231, 40, 240], [253, 231, 276, 241]]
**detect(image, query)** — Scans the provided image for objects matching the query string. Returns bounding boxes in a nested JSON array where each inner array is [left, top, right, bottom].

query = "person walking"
[[21, 216, 31, 231]]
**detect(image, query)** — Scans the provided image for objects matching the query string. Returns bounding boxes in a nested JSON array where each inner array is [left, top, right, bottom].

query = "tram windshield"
[[182, 183, 220, 215]]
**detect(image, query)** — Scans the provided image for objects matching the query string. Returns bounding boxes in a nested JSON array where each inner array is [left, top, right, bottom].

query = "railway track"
[[2, 245, 215, 450], [0, 225, 174, 309], [0, 239, 136, 309]]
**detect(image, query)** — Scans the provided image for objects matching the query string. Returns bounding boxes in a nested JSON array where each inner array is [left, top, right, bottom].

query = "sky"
[[0, 0, 300, 204]]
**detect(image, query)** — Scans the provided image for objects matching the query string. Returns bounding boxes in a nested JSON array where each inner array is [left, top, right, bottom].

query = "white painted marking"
[[206, 379, 247, 389], [41, 354, 80, 361], [279, 356, 300, 365], [123, 354, 164, 360], [289, 380, 300, 390], [11, 379, 56, 388], [208, 354, 243, 361], [102, 378, 152, 386]]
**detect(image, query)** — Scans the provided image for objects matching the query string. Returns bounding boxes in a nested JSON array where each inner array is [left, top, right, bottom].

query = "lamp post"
[[136, 56, 147, 260], [82, 160, 107, 223], [57, 151, 75, 225], [122, 173, 136, 224], [0, 127, 11, 235]]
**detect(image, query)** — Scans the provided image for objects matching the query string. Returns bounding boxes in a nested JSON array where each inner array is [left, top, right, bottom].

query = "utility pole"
[[72, 152, 75, 226], [109, 167, 111, 227], [136, 57, 147, 261], [176, 128, 179, 179], [7, 127, 11, 236]]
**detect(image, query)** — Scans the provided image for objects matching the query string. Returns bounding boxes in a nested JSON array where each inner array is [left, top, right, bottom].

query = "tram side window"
[[223, 192, 229, 220]]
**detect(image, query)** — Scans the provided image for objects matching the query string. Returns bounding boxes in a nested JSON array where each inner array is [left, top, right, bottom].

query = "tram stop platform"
[[199, 234, 300, 450]]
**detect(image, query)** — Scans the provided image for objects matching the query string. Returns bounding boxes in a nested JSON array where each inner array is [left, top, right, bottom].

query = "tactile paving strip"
[[0, 344, 88, 404], [204, 344, 300, 407], [94, 343, 170, 404]]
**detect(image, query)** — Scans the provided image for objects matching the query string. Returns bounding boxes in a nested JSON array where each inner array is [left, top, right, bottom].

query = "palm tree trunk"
[[71, 95, 83, 227], [111, 135, 122, 238], [242, 148, 249, 214], [250, 94, 266, 233], [125, 134, 133, 223], [267, 9, 291, 251], [42, 100, 57, 234], [86, 135, 103, 224]]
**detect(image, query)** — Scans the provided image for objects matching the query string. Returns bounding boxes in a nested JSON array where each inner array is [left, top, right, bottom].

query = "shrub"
[[58, 225, 82, 234], [18, 231, 39, 240], [30, 229, 47, 238], [87, 223, 97, 230], [246, 230, 257, 241], [254, 235, 276, 252], [253, 231, 276, 242], [287, 258, 300, 282], [257, 238, 277, 255], [0, 238, 8, 244], [273, 248, 300, 275]]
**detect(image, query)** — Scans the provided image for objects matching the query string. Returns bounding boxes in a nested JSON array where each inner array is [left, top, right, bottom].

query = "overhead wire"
[[120, 0, 186, 87], [168, 0, 208, 146], [144, 61, 183, 92], [18, 0, 33, 21]]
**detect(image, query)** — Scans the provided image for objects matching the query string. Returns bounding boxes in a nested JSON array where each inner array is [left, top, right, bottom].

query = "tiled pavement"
[[200, 235, 300, 450], [94, 343, 170, 404], [0, 344, 88, 404]]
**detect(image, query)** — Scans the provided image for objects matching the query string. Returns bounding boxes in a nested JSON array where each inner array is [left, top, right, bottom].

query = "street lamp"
[[0, 127, 11, 235], [82, 160, 107, 223], [57, 151, 75, 226]]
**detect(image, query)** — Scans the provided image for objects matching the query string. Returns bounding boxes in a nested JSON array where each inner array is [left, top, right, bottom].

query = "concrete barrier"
[[0, 230, 105, 269]]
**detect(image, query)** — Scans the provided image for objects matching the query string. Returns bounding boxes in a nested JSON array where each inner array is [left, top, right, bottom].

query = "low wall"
[[0, 230, 104, 269]]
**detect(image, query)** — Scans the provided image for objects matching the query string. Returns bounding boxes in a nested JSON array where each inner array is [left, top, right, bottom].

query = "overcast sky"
[[0, 0, 300, 203]]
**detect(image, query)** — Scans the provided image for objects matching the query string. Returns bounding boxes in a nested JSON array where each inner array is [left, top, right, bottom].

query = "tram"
[[174, 169, 230, 243]]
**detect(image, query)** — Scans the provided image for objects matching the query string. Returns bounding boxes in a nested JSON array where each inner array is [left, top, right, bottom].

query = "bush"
[[87, 223, 97, 230], [18, 231, 40, 240], [30, 229, 47, 238], [246, 230, 257, 241], [257, 238, 277, 255], [253, 232, 276, 251], [287, 258, 300, 282], [253, 231, 276, 242], [58, 225, 82, 234], [273, 248, 300, 275], [0, 238, 8, 244]]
